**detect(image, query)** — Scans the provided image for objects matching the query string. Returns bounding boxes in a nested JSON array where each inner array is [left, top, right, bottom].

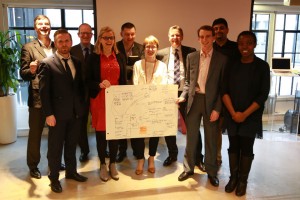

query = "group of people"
[[20, 14, 270, 197]]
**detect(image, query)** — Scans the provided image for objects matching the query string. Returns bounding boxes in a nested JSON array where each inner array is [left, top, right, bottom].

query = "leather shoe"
[[30, 168, 41, 179], [79, 153, 89, 162], [163, 156, 177, 166], [178, 171, 194, 181], [208, 175, 219, 187], [60, 163, 65, 171], [66, 172, 88, 182], [50, 180, 62, 193], [197, 161, 206, 172], [116, 153, 127, 163]]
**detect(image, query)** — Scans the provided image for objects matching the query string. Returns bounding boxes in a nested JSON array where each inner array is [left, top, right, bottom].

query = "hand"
[[232, 112, 247, 123], [99, 80, 111, 88], [46, 115, 56, 127], [210, 110, 220, 122], [29, 60, 39, 74], [176, 97, 185, 104]]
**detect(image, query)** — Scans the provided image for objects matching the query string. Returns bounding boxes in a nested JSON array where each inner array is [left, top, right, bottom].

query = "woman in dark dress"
[[222, 31, 270, 196]]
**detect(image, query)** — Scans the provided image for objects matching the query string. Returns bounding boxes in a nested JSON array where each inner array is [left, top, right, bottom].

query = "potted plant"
[[0, 30, 22, 144]]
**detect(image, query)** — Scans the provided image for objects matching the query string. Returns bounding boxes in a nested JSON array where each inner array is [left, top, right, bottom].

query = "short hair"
[[143, 35, 159, 49], [78, 23, 92, 33], [237, 31, 257, 45], [121, 22, 136, 31], [212, 18, 228, 28], [94, 26, 119, 54], [168, 25, 183, 37], [54, 29, 72, 41], [197, 25, 215, 37], [34, 15, 51, 29]]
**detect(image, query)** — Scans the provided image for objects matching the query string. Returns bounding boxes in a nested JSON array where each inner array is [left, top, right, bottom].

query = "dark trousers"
[[78, 106, 90, 155], [131, 137, 159, 159], [48, 117, 81, 181], [27, 107, 45, 170], [117, 138, 137, 155], [96, 131, 118, 164], [183, 93, 218, 176], [228, 135, 255, 156]]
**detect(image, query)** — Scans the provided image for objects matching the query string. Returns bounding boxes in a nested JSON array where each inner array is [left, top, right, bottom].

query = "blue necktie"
[[174, 49, 180, 85]]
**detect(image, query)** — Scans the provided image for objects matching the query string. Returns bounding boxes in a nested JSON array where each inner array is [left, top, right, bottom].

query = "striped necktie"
[[174, 49, 180, 85]]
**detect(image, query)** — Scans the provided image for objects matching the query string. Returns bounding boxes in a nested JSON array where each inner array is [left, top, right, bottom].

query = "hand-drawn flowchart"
[[105, 84, 178, 140]]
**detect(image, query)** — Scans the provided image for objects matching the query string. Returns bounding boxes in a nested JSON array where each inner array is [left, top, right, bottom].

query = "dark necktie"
[[62, 58, 73, 79], [174, 49, 180, 85], [84, 47, 89, 62]]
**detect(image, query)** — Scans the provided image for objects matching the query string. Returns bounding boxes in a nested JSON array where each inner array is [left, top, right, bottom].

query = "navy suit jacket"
[[38, 54, 85, 120], [181, 50, 227, 115]]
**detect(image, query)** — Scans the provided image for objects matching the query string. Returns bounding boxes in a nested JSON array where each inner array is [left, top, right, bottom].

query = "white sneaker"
[[100, 164, 109, 182]]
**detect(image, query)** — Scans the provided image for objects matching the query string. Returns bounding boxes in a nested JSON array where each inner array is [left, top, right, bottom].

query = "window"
[[253, 13, 300, 96], [7, 8, 94, 107], [252, 13, 270, 61]]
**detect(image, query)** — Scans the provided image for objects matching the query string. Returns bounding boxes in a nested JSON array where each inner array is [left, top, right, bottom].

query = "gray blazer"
[[181, 50, 227, 115], [20, 39, 56, 107]]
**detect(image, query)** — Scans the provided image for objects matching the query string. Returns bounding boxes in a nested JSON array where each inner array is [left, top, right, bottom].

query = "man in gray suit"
[[70, 23, 94, 162], [39, 29, 88, 193], [20, 15, 65, 179], [157, 25, 196, 167], [177, 25, 227, 187]]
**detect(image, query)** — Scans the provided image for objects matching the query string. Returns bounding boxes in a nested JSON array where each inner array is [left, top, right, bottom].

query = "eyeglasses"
[[101, 36, 115, 41], [80, 32, 93, 36], [145, 45, 157, 50]]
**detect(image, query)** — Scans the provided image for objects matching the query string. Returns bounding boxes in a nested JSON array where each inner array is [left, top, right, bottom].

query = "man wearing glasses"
[[71, 23, 94, 163]]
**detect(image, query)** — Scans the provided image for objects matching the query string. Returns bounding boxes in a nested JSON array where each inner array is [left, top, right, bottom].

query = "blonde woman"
[[132, 35, 168, 175], [87, 26, 126, 181]]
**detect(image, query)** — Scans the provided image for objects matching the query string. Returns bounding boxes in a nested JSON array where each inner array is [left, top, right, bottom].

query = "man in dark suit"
[[212, 18, 241, 167], [115, 22, 144, 162], [70, 23, 94, 162], [20, 15, 65, 180], [177, 25, 227, 187], [156, 25, 196, 167], [39, 29, 88, 193]]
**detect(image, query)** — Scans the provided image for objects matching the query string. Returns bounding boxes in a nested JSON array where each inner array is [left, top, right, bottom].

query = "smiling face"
[[213, 24, 229, 42], [198, 29, 215, 53], [35, 18, 51, 39], [121, 27, 136, 47], [100, 31, 115, 52], [144, 43, 158, 60], [78, 24, 93, 46], [237, 34, 256, 61], [168, 29, 183, 48]]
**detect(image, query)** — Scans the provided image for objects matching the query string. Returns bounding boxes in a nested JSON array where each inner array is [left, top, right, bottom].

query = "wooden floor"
[[0, 128, 300, 200]]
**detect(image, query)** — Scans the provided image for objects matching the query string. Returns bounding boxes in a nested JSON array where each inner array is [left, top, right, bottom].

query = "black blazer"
[[38, 54, 85, 120], [87, 52, 127, 98]]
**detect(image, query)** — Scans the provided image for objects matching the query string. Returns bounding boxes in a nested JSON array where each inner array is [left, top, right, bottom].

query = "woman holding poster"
[[132, 35, 168, 175]]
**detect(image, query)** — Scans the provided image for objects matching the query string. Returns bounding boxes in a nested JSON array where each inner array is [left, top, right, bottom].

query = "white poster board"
[[105, 84, 178, 140]]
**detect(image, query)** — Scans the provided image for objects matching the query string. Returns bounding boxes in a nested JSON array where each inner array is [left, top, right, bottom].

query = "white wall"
[[95, 0, 253, 49]]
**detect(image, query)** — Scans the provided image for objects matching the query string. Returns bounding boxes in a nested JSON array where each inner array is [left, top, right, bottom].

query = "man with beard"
[[39, 29, 88, 193], [212, 18, 240, 167], [20, 15, 65, 180]]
